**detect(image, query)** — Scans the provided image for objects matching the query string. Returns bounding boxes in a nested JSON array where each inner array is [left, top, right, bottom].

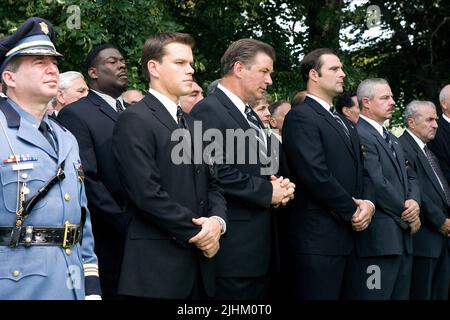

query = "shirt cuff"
[[211, 216, 227, 235], [365, 200, 375, 213]]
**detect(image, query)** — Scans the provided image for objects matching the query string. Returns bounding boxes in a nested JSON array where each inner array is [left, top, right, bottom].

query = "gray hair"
[[357, 78, 389, 106], [404, 100, 436, 126], [439, 84, 450, 105], [59, 71, 85, 91]]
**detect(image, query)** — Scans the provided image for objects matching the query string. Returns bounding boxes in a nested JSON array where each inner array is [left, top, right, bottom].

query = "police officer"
[[0, 17, 101, 299]]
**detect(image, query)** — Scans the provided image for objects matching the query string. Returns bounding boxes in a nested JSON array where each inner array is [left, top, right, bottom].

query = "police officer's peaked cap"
[[0, 17, 63, 72]]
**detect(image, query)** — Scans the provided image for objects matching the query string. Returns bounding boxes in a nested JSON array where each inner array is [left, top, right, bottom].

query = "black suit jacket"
[[355, 118, 420, 256], [282, 96, 373, 255], [400, 131, 450, 257], [428, 117, 450, 184], [112, 92, 227, 298], [57, 90, 127, 295], [190, 87, 274, 278]]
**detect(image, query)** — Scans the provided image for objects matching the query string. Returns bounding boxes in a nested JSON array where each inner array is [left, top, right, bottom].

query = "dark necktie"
[[116, 99, 124, 113], [382, 127, 397, 159], [424, 145, 450, 206], [176, 106, 188, 130], [244, 104, 268, 162], [329, 106, 350, 139], [39, 121, 56, 151]]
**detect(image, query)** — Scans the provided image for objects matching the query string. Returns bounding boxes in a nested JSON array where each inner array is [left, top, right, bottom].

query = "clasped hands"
[[351, 198, 375, 231], [401, 199, 421, 235], [271, 175, 296, 207], [188, 216, 222, 258], [352, 198, 421, 234]]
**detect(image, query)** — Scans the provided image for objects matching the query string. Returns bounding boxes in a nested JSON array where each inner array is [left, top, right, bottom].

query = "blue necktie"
[[382, 127, 397, 158]]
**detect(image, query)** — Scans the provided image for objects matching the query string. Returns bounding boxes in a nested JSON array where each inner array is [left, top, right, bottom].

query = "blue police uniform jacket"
[[0, 98, 100, 299]]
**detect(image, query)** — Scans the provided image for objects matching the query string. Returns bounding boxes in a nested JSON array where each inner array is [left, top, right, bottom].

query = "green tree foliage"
[[0, 0, 179, 90], [1, 0, 449, 127], [345, 0, 450, 126]]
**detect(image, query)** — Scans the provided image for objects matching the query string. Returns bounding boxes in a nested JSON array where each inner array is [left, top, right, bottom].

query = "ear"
[[87, 67, 98, 80], [269, 116, 277, 128], [441, 101, 449, 113], [342, 106, 351, 118], [1, 71, 16, 88], [147, 60, 159, 79], [56, 89, 65, 105], [406, 117, 415, 129], [233, 61, 245, 79], [309, 68, 319, 82], [361, 97, 371, 109]]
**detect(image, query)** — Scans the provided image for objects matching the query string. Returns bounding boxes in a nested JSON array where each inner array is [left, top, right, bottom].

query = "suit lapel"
[[17, 120, 58, 159], [48, 120, 73, 166], [305, 97, 356, 159], [214, 89, 251, 130], [392, 135, 407, 189], [88, 91, 119, 122], [360, 118, 403, 180], [403, 132, 447, 201], [142, 93, 179, 132]]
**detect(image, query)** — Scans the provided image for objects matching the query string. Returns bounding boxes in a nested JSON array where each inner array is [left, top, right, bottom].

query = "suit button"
[[21, 173, 28, 179], [199, 201, 204, 206], [196, 167, 201, 174], [12, 270, 20, 277], [65, 248, 72, 256], [64, 193, 71, 201]]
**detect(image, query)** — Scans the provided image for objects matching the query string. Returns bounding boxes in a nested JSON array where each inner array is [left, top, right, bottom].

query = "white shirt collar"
[[306, 94, 332, 114], [91, 89, 124, 112], [405, 129, 426, 154], [216, 83, 267, 145], [217, 83, 247, 118], [442, 114, 450, 124], [148, 88, 179, 123], [360, 114, 385, 137]]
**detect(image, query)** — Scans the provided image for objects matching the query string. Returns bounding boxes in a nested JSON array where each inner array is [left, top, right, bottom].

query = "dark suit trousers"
[[215, 276, 269, 300], [411, 241, 450, 300], [290, 253, 350, 300], [343, 251, 412, 300]]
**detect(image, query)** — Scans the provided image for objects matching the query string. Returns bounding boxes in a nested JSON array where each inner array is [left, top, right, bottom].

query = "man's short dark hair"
[[141, 32, 195, 81], [335, 91, 356, 114], [300, 48, 337, 83], [85, 43, 119, 71], [269, 100, 289, 116], [220, 38, 275, 77]]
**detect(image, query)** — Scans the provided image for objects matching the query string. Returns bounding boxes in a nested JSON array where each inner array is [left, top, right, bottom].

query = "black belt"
[[0, 223, 81, 248]]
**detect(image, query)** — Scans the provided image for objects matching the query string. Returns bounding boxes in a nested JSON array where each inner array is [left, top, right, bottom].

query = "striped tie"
[[177, 106, 188, 130], [244, 105, 268, 162], [329, 106, 350, 139], [116, 99, 124, 113], [382, 127, 397, 158], [424, 145, 450, 206]]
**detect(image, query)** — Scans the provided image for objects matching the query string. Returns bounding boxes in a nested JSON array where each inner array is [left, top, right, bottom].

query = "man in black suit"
[[57, 44, 129, 299], [399, 100, 450, 299], [344, 78, 421, 299], [191, 38, 295, 300], [428, 85, 450, 183], [112, 32, 227, 299], [282, 48, 375, 299]]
